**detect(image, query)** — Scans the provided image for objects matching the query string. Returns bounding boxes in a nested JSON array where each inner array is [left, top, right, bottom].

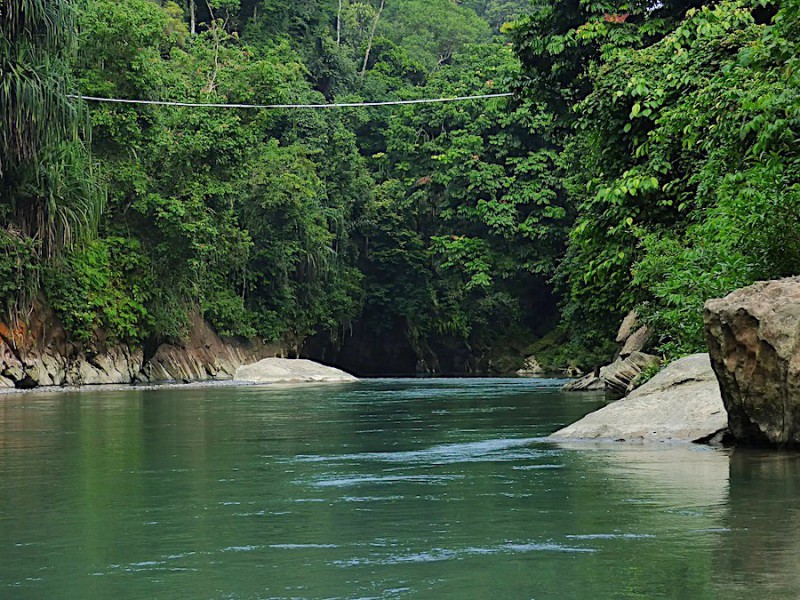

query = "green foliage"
[[68, 0, 370, 345], [352, 40, 567, 359], [511, 0, 800, 362], [0, 0, 104, 260], [0, 230, 40, 312], [44, 237, 151, 344]]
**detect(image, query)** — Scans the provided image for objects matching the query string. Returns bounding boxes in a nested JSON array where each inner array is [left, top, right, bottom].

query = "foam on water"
[[294, 437, 557, 466]]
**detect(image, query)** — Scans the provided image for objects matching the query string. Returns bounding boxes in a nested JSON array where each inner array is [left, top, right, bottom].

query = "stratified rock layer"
[[516, 355, 545, 377], [0, 306, 289, 388], [550, 354, 727, 442], [562, 371, 605, 392], [600, 351, 661, 395], [704, 278, 800, 446]]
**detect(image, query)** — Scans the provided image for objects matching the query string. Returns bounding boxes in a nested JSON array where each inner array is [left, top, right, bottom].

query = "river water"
[[1, 378, 800, 599]]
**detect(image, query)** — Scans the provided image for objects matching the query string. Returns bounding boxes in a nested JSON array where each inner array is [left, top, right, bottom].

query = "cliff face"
[[0, 306, 288, 389]]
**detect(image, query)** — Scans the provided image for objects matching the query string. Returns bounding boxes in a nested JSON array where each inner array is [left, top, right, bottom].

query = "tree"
[[0, 0, 102, 254]]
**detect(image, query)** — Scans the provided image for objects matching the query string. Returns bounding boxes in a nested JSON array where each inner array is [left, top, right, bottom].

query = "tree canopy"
[[0, 0, 796, 373]]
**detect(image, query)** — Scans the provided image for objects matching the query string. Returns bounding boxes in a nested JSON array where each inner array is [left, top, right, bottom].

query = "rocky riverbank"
[[554, 277, 800, 448], [0, 305, 294, 389]]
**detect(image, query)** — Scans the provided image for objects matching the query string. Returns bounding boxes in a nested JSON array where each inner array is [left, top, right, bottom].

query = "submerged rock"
[[550, 354, 727, 443], [704, 277, 800, 446], [234, 358, 357, 384]]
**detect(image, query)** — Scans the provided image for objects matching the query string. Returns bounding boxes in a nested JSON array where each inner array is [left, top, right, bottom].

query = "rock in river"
[[704, 277, 800, 446], [550, 354, 727, 443], [234, 358, 357, 384]]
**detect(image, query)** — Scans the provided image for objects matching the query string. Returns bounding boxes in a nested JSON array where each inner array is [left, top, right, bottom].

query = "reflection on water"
[[716, 450, 800, 598], [0, 380, 798, 598], [557, 442, 731, 508]]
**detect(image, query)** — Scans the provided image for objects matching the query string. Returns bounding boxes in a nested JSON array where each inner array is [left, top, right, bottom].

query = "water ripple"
[[295, 438, 556, 466], [309, 474, 465, 488], [333, 540, 595, 567]]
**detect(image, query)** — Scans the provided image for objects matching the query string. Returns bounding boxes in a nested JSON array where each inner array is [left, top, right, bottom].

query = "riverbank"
[[0, 306, 299, 390], [0, 357, 358, 395]]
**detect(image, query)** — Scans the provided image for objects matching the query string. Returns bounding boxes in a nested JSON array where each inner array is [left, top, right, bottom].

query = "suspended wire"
[[66, 92, 513, 109]]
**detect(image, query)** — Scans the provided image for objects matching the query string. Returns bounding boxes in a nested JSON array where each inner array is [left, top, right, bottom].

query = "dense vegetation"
[[1, 0, 797, 373]]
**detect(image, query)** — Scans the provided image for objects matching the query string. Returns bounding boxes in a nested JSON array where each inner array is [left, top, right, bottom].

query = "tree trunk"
[[360, 0, 385, 81], [189, 0, 197, 35], [336, 0, 343, 47]]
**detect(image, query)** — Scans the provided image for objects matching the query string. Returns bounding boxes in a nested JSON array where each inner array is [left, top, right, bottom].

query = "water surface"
[[1, 378, 800, 599]]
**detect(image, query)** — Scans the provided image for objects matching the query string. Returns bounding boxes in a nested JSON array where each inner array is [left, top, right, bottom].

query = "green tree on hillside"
[[0, 0, 103, 311]]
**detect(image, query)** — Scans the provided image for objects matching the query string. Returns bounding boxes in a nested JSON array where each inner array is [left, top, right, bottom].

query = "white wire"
[[67, 92, 513, 109]]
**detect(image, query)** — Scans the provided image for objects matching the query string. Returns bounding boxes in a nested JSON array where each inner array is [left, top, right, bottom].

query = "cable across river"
[[67, 92, 514, 110]]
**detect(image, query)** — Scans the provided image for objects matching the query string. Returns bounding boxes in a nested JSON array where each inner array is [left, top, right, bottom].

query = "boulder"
[[621, 325, 651, 357], [550, 353, 727, 442], [234, 358, 357, 384], [616, 310, 640, 344], [600, 351, 661, 395], [516, 355, 544, 377], [704, 278, 800, 446]]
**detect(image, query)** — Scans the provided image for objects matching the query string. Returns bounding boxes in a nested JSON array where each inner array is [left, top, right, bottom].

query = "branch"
[[360, 0, 385, 82]]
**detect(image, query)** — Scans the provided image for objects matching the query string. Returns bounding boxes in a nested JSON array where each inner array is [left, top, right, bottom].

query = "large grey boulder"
[[550, 354, 727, 442], [234, 358, 357, 384], [704, 278, 800, 446]]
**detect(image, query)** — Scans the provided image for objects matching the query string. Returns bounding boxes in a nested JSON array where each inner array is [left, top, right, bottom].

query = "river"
[[1, 378, 800, 599]]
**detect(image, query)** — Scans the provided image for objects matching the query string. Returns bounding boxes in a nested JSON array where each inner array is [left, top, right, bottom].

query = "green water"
[[2, 379, 800, 599]]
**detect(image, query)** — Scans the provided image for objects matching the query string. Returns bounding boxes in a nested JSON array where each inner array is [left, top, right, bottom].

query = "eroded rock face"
[[704, 278, 800, 446], [562, 371, 605, 392], [0, 306, 289, 389], [621, 326, 650, 357], [616, 310, 640, 344], [139, 313, 287, 383]]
